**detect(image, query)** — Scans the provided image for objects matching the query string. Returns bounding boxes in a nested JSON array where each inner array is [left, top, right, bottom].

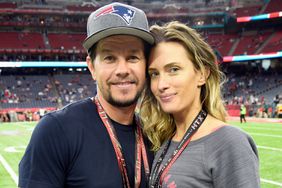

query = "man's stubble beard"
[[98, 81, 145, 108]]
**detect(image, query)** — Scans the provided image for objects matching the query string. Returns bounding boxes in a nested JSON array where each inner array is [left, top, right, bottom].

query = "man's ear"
[[198, 67, 210, 86], [87, 56, 96, 80]]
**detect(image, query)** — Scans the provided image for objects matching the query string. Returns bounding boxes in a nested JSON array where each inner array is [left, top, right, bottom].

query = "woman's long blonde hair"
[[140, 21, 227, 151]]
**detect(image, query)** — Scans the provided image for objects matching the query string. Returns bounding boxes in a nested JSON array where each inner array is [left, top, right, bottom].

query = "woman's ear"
[[198, 67, 210, 86], [86, 56, 96, 80]]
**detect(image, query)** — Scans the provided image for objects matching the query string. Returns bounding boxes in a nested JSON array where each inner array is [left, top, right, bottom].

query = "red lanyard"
[[94, 96, 150, 188], [150, 110, 207, 188]]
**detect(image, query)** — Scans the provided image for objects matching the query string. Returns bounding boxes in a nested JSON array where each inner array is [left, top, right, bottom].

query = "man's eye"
[[104, 56, 115, 62], [128, 56, 140, 63]]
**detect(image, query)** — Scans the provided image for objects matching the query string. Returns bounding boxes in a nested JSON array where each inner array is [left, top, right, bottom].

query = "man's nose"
[[115, 59, 130, 77]]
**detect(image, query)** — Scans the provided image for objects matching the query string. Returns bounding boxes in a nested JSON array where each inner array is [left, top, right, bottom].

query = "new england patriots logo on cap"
[[95, 5, 135, 25]]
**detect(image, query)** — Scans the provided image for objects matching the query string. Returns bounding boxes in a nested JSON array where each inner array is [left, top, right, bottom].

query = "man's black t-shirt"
[[19, 98, 154, 188]]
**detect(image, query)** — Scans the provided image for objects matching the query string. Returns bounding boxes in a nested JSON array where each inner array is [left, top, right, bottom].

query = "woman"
[[140, 21, 260, 188]]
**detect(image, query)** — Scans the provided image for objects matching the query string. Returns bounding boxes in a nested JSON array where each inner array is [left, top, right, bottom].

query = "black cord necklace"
[[150, 109, 208, 188]]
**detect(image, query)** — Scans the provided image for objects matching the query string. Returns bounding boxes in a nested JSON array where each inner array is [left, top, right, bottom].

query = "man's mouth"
[[111, 81, 135, 88]]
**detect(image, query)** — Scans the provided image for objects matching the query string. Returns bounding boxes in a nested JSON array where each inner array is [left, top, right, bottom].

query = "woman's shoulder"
[[201, 115, 250, 141], [214, 125, 247, 135], [192, 124, 254, 147], [209, 125, 250, 142], [202, 125, 257, 155]]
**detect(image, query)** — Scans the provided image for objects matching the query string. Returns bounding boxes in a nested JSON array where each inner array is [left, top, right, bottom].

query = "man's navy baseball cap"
[[83, 2, 154, 52]]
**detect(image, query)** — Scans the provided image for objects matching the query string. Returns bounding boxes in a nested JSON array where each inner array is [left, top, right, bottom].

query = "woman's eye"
[[169, 67, 179, 73], [149, 71, 158, 78]]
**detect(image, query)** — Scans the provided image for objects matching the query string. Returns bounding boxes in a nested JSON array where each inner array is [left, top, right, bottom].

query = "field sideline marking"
[[258, 145, 282, 152], [261, 178, 282, 187], [249, 133, 282, 138], [0, 153, 18, 185], [1, 152, 282, 187], [241, 127, 282, 131]]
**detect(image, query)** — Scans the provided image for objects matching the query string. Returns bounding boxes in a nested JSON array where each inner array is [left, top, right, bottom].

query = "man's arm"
[[19, 114, 68, 188]]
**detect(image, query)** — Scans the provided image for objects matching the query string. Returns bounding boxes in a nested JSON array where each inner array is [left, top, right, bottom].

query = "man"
[[18, 2, 154, 187], [240, 104, 247, 123]]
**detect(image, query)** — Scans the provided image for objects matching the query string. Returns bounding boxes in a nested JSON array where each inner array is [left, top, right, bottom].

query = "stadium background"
[[0, 0, 281, 187]]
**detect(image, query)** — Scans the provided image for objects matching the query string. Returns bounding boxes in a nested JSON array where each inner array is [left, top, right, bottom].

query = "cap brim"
[[83, 27, 154, 51]]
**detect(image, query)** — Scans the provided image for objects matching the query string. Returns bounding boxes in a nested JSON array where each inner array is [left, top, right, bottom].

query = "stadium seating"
[[206, 33, 237, 56], [1, 75, 58, 108], [233, 5, 261, 17], [0, 0, 281, 119], [1, 72, 95, 109], [0, 32, 45, 50], [0, 2, 17, 8], [232, 31, 273, 55], [263, 0, 282, 13], [66, 5, 97, 12], [48, 33, 85, 50], [53, 73, 96, 105], [223, 73, 282, 106], [234, 35, 256, 55], [260, 31, 282, 53]]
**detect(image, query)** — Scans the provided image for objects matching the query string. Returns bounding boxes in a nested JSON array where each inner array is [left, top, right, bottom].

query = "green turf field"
[[0, 121, 281, 188]]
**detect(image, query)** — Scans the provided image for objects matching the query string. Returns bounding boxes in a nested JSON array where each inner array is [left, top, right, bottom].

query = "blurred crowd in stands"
[[0, 68, 97, 122], [0, 0, 281, 62], [222, 69, 282, 118], [1, 0, 282, 121], [1, 53, 85, 62], [0, 67, 281, 122], [0, 107, 53, 122]]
